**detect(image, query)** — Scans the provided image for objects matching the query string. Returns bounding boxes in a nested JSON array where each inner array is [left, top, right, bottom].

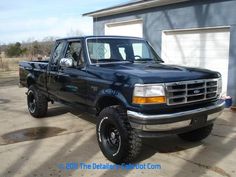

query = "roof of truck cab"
[[56, 35, 144, 41]]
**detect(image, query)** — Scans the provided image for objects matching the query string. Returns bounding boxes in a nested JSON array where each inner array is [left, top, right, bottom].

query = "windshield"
[[87, 38, 163, 64]]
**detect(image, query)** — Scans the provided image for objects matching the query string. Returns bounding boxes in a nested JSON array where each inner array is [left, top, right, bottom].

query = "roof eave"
[[83, 0, 189, 18]]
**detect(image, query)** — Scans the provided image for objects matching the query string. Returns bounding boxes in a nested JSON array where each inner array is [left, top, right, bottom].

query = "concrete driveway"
[[0, 71, 235, 177]]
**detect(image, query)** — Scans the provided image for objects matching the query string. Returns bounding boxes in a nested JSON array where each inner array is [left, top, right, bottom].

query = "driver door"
[[47, 41, 65, 98], [57, 40, 88, 105]]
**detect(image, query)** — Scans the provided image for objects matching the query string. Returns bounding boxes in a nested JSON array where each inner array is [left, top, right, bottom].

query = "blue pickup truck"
[[19, 36, 224, 163]]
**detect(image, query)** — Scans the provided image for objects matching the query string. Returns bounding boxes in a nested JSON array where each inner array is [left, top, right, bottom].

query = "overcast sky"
[[0, 0, 129, 44]]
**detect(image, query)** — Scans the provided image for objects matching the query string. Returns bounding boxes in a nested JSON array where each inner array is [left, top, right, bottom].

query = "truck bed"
[[19, 60, 49, 88]]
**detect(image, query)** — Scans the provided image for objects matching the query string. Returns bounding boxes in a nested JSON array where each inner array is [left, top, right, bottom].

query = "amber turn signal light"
[[132, 96, 166, 104]]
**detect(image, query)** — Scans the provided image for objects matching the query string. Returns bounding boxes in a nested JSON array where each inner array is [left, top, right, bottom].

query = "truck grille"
[[166, 79, 219, 105]]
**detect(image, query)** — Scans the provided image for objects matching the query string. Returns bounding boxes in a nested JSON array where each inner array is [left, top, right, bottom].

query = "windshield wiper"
[[134, 58, 164, 63], [92, 59, 132, 63], [134, 58, 154, 62]]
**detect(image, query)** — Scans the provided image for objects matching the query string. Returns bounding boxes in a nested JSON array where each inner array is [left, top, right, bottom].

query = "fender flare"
[[95, 88, 129, 109], [26, 73, 36, 87]]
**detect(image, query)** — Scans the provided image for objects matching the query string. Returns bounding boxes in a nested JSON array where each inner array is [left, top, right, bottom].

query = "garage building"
[[84, 0, 236, 105]]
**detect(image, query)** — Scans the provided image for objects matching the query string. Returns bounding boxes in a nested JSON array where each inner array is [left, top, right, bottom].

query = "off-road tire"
[[96, 105, 142, 164], [27, 85, 48, 118], [178, 124, 213, 142]]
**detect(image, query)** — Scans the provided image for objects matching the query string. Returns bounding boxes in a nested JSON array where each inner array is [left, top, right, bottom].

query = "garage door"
[[105, 20, 143, 38], [161, 28, 230, 95]]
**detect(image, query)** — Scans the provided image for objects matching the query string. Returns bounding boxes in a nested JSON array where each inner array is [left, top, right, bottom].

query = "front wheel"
[[178, 124, 213, 142], [96, 106, 142, 164], [27, 85, 48, 118]]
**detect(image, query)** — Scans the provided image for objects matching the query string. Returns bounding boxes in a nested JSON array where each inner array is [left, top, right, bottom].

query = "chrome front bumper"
[[127, 100, 225, 131]]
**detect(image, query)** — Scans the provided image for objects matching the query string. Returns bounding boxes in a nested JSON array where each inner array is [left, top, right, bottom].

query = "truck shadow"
[[172, 112, 235, 177], [42, 105, 235, 177], [46, 104, 97, 124], [47, 104, 203, 161], [136, 135, 202, 162], [138, 111, 235, 177], [4, 104, 233, 177]]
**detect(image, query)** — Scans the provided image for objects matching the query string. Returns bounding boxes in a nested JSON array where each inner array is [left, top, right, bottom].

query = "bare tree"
[[66, 29, 84, 37]]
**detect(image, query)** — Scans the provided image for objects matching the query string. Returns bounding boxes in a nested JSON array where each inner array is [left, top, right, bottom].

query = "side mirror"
[[59, 58, 73, 68]]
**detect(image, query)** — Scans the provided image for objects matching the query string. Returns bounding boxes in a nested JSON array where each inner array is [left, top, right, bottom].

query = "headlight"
[[217, 77, 222, 95], [133, 84, 166, 104]]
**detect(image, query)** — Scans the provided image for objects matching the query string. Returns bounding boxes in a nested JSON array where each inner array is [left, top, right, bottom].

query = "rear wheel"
[[178, 124, 213, 142], [96, 105, 142, 164], [27, 85, 48, 118]]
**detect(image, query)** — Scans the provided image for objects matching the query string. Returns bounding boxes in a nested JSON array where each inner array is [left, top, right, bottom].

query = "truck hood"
[[98, 62, 220, 83]]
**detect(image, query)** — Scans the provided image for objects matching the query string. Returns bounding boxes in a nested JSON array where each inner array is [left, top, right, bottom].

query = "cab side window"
[[65, 41, 84, 66], [51, 42, 64, 64]]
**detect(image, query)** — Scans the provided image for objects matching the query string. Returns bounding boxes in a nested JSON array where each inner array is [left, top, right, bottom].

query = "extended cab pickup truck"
[[19, 36, 224, 163]]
